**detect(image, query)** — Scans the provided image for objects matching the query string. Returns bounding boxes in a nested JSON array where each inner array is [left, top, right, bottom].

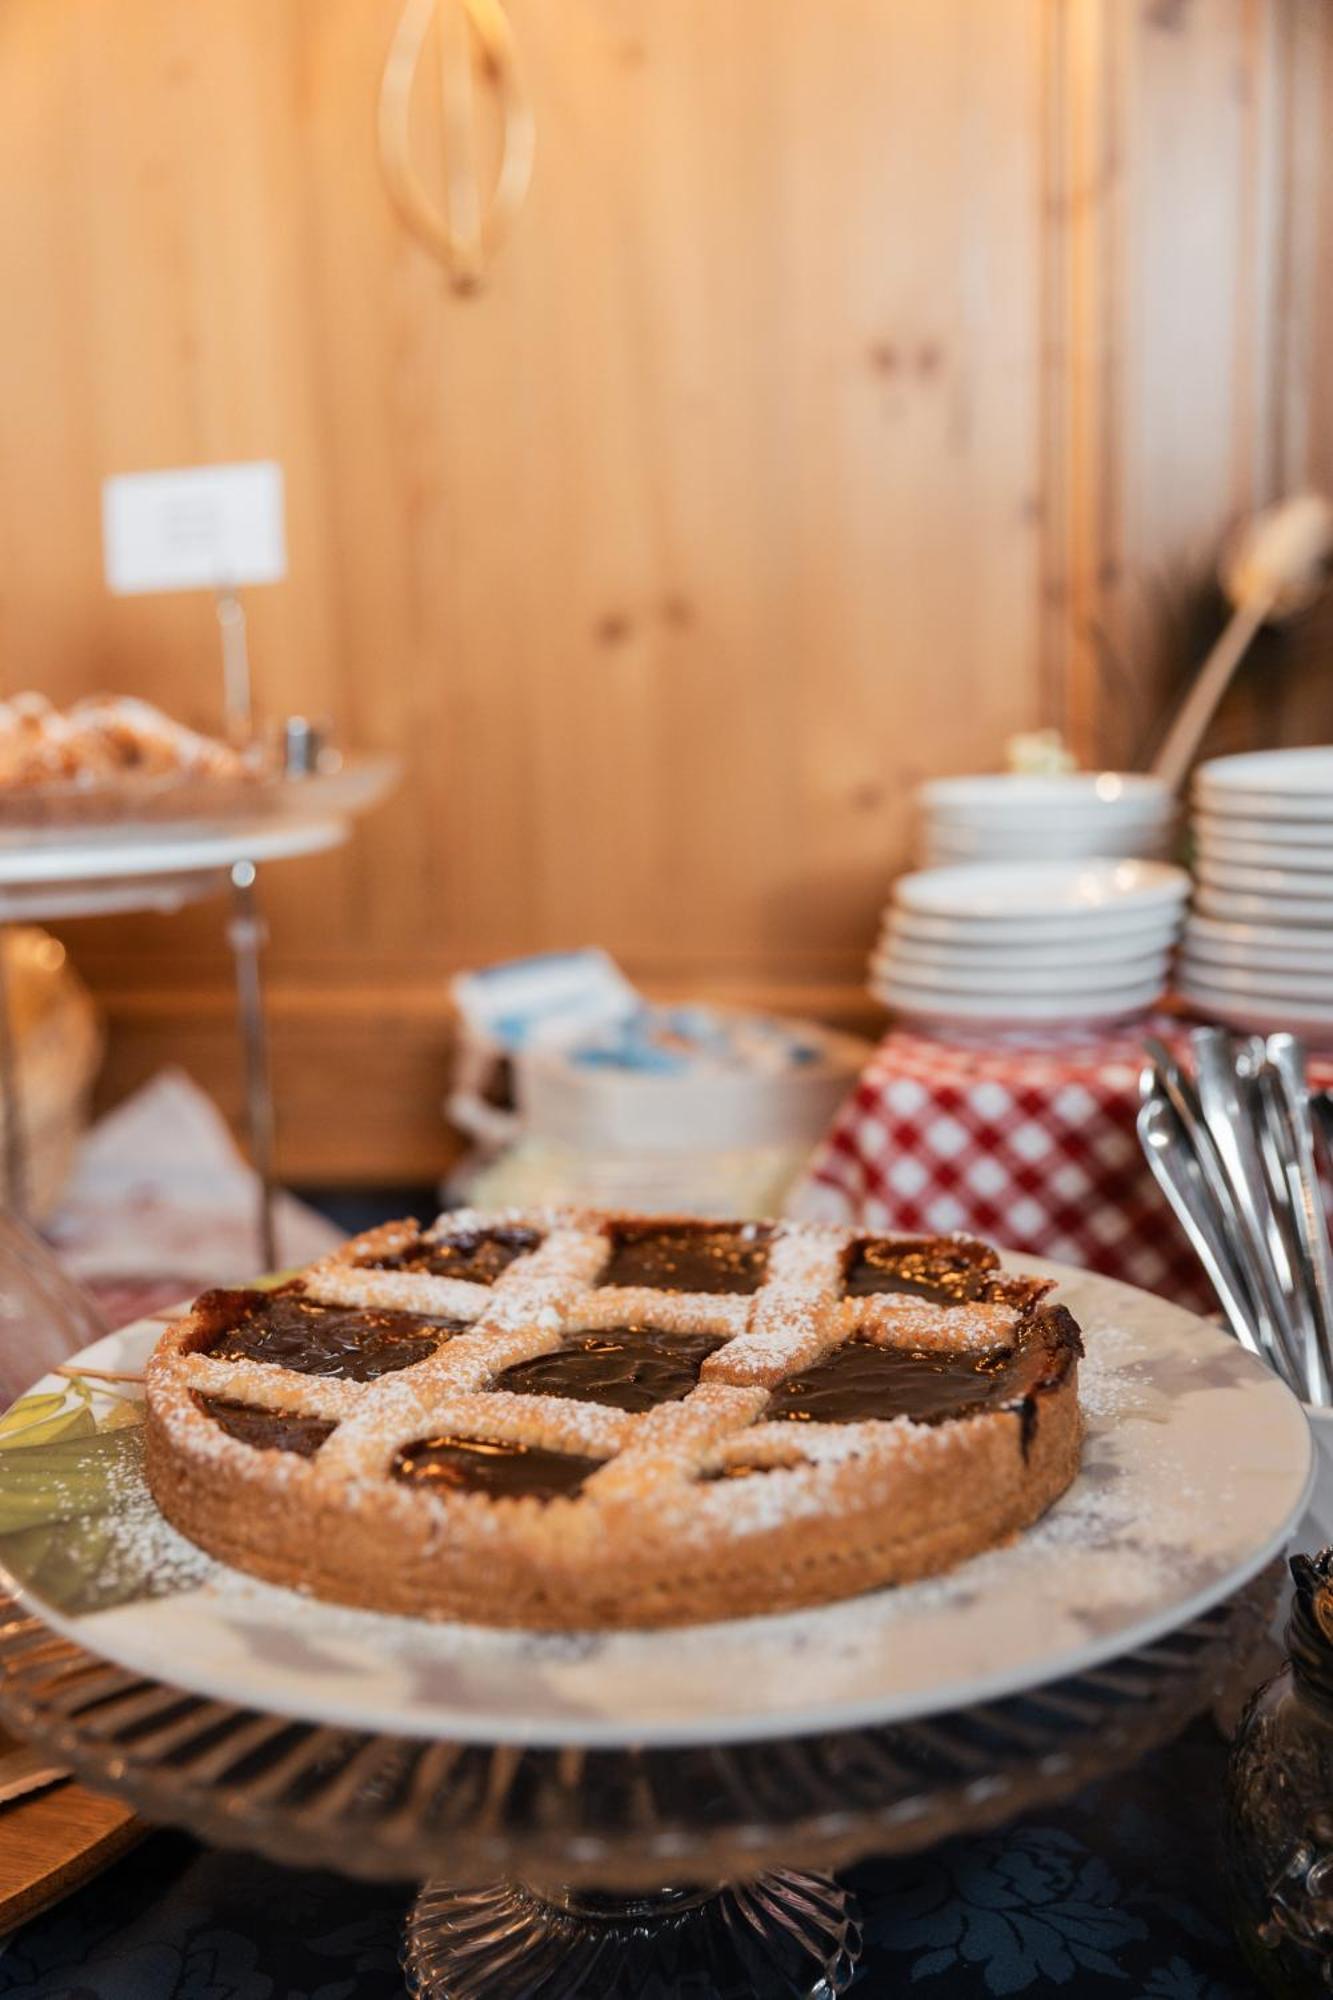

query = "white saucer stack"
[[917, 775, 1176, 867], [869, 860, 1190, 1029], [1178, 747, 1333, 1037]]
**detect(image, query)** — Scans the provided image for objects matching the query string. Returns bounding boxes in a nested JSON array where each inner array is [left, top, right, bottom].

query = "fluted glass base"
[[401, 1870, 862, 1999]]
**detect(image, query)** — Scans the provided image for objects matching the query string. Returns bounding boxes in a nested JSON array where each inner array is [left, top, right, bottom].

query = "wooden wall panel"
[[0, 0, 1329, 1177], [1046, 0, 1333, 768]]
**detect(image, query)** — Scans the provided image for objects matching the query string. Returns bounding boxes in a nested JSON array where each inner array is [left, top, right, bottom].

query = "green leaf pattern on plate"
[[0, 1375, 143, 1451], [0, 1370, 211, 1618]]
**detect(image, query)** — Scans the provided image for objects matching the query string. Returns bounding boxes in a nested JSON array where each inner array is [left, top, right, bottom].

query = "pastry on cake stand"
[[0, 1214, 1310, 1996]]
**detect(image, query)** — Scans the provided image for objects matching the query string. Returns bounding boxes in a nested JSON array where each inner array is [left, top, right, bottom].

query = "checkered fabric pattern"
[[793, 1017, 1333, 1310]]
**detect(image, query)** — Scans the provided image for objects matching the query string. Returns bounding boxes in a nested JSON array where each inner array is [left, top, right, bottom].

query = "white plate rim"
[[1197, 747, 1333, 798], [1177, 958, 1333, 1003], [880, 930, 1178, 970], [1175, 986, 1333, 1039], [1195, 884, 1333, 923], [1195, 813, 1333, 851], [872, 953, 1170, 996], [1182, 942, 1333, 977], [878, 979, 1165, 1020], [1184, 915, 1333, 963], [885, 912, 1182, 950], [1195, 836, 1333, 874], [895, 861, 1190, 922]]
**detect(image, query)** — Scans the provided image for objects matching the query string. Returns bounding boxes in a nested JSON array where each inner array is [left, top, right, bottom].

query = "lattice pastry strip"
[[163, 1208, 1054, 1478], [145, 1207, 1083, 1630]]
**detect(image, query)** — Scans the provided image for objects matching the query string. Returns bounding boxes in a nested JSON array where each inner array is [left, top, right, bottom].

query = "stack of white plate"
[[870, 859, 1190, 1028], [1178, 747, 1333, 1036], [917, 774, 1176, 867]]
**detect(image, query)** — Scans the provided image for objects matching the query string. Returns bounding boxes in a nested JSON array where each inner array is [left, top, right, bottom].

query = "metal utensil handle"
[[1138, 1097, 1264, 1359], [1142, 1039, 1280, 1363], [1191, 1030, 1311, 1393], [1265, 1036, 1333, 1404]]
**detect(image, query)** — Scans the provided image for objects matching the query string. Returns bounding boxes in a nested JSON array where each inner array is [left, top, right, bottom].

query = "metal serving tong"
[[1139, 1028, 1333, 1407]]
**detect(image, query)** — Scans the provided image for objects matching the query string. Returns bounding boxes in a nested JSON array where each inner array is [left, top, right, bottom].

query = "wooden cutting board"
[[0, 1772, 142, 1933]]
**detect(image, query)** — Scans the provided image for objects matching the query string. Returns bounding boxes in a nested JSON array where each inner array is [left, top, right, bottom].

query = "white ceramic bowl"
[[894, 859, 1190, 924], [884, 906, 1184, 950], [874, 947, 1170, 999], [881, 924, 1179, 971], [921, 829, 1174, 867], [875, 974, 1165, 1026], [920, 773, 1172, 820]]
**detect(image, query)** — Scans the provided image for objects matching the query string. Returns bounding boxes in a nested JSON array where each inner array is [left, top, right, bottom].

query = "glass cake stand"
[[0, 1570, 1279, 1998]]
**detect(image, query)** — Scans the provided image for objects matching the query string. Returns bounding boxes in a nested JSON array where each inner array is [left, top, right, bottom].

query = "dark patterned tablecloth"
[[0, 1719, 1264, 1999]]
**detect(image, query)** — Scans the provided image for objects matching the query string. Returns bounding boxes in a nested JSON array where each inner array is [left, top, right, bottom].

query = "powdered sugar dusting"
[[26, 1252, 1308, 1747]]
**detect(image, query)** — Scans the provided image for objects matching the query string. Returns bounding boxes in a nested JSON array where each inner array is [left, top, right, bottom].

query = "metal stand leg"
[[0, 929, 29, 1217], [227, 862, 278, 1272]]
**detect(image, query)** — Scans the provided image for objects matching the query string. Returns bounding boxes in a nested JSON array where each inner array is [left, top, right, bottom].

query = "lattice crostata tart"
[[144, 1210, 1083, 1630]]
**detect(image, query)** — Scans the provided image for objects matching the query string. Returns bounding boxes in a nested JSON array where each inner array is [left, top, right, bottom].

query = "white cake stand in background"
[[0, 814, 349, 1268]]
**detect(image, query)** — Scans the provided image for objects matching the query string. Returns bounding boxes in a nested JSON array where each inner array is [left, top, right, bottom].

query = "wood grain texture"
[[1046, 0, 1333, 769], [0, 1, 1329, 1177], [0, 1778, 141, 1932]]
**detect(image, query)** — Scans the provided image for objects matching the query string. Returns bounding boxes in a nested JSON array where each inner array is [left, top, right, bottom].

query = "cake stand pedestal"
[[0, 815, 347, 1265], [0, 1570, 1279, 1998]]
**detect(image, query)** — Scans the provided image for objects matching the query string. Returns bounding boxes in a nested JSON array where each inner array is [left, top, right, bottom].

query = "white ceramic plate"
[[873, 948, 1171, 998], [875, 976, 1165, 1023], [1183, 914, 1333, 972], [0, 1275, 1310, 1748], [1193, 864, 1333, 918], [1197, 746, 1333, 803], [1194, 884, 1333, 926], [1194, 834, 1333, 874], [1177, 956, 1333, 1004], [894, 860, 1190, 924], [1195, 812, 1333, 852], [1176, 979, 1333, 1042], [884, 907, 1182, 950]]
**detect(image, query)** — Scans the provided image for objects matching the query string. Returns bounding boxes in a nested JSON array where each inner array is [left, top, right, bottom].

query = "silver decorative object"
[[1228, 1552, 1333, 1996]]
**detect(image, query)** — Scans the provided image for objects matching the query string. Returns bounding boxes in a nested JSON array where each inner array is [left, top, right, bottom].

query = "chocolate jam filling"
[[201, 1396, 336, 1457], [495, 1327, 725, 1414], [705, 1461, 781, 1482], [599, 1222, 773, 1295], [842, 1238, 996, 1303], [392, 1434, 603, 1502], [766, 1338, 1020, 1426], [209, 1292, 461, 1382], [363, 1226, 541, 1285]]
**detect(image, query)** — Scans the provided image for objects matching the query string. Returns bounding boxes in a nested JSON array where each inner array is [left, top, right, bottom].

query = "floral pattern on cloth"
[[0, 1724, 1265, 1998]]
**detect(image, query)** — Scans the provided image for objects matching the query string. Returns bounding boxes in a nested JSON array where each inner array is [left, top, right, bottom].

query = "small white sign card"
[[102, 460, 287, 595]]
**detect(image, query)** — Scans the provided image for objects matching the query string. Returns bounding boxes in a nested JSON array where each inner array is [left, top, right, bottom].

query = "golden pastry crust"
[[144, 1209, 1083, 1630]]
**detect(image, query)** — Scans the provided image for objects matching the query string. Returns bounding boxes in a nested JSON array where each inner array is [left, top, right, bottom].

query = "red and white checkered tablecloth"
[[793, 1017, 1333, 1310]]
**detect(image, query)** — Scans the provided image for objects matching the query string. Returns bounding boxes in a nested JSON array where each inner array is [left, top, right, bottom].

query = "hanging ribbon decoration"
[[378, 0, 535, 294]]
